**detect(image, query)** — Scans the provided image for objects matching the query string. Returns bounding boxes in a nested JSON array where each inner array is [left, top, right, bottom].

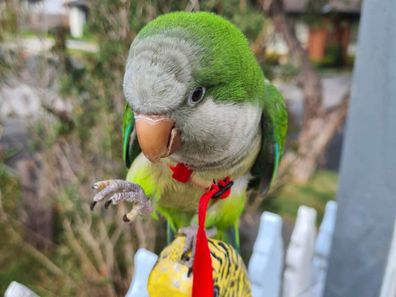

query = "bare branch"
[[263, 0, 323, 121], [0, 192, 65, 278]]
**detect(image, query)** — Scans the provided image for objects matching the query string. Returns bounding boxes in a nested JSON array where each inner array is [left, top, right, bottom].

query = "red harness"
[[169, 163, 233, 297]]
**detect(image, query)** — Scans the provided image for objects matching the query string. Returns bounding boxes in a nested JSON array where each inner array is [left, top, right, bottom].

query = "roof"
[[284, 0, 361, 14], [65, 0, 87, 8]]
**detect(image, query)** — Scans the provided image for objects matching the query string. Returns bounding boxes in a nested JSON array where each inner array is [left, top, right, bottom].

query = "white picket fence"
[[125, 200, 395, 297], [5, 200, 396, 297], [126, 201, 338, 297]]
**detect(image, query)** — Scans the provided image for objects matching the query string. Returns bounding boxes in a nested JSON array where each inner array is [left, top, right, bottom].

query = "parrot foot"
[[178, 225, 217, 273], [90, 179, 152, 222]]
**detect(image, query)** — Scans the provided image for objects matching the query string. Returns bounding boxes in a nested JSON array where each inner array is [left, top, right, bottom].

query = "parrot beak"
[[135, 113, 182, 163]]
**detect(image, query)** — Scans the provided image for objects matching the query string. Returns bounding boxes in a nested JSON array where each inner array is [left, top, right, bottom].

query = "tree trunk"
[[281, 96, 349, 182], [262, 0, 349, 183], [267, 0, 323, 122]]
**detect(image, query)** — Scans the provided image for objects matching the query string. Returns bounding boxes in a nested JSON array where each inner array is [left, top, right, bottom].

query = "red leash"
[[170, 163, 233, 297], [193, 184, 218, 297]]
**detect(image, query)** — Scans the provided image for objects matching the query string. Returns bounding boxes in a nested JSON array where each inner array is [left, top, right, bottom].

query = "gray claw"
[[178, 225, 197, 269], [90, 180, 151, 223], [178, 225, 217, 270]]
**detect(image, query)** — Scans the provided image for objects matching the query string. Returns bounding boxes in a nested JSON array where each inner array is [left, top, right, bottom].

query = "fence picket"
[[123, 203, 341, 297], [311, 201, 338, 297], [125, 248, 158, 297], [248, 212, 283, 297], [283, 206, 317, 297]]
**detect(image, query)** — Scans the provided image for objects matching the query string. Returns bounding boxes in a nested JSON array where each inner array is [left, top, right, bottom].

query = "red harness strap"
[[169, 162, 193, 183], [169, 163, 233, 297], [193, 184, 219, 297]]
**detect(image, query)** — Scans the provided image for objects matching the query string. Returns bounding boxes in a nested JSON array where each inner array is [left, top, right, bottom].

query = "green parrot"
[[91, 12, 287, 252]]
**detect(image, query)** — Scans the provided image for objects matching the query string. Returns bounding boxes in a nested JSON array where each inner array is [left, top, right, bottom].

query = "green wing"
[[122, 104, 141, 168], [249, 82, 288, 193]]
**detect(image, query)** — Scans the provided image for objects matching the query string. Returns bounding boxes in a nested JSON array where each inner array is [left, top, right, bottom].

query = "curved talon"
[[180, 246, 193, 277], [178, 225, 197, 268], [187, 267, 193, 278], [104, 200, 112, 209], [90, 201, 97, 211], [181, 250, 191, 263]]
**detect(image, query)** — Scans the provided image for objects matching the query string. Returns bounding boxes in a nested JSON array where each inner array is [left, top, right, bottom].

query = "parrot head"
[[123, 12, 274, 170]]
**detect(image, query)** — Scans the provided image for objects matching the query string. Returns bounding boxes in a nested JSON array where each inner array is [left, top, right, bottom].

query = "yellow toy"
[[148, 236, 252, 297]]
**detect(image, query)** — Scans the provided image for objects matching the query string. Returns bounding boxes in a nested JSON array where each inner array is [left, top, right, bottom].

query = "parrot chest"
[[156, 146, 260, 212], [160, 179, 203, 213], [127, 136, 260, 213]]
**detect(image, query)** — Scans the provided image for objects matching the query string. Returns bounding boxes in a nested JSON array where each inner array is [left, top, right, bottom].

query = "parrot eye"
[[188, 86, 206, 105]]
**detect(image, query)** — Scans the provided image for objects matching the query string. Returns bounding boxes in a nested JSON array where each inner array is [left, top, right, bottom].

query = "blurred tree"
[[261, 0, 349, 183], [0, 1, 345, 295], [0, 0, 18, 81]]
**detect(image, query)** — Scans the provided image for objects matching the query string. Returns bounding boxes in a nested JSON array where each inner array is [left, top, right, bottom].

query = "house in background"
[[284, 0, 361, 65], [22, 0, 360, 62], [24, 0, 88, 38], [24, 0, 67, 31], [65, 0, 88, 38]]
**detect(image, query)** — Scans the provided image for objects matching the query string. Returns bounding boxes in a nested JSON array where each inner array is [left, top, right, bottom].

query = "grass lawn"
[[264, 170, 339, 224]]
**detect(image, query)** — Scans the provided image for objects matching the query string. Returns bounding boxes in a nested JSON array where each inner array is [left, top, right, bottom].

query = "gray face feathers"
[[123, 33, 262, 170]]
